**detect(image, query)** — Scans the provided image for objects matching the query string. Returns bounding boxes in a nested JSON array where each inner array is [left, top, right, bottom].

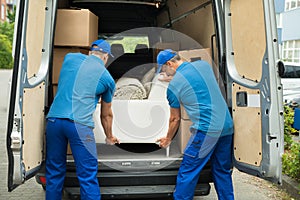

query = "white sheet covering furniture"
[[93, 74, 170, 143]]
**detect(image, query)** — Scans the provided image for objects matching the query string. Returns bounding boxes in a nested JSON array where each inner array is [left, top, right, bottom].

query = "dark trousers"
[[174, 131, 234, 200], [45, 118, 100, 200]]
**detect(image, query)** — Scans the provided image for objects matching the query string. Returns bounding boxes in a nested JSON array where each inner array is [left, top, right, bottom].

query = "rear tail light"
[[39, 176, 46, 185]]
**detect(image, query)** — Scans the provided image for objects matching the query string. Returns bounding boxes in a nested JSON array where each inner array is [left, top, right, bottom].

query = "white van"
[[6, 0, 284, 198]]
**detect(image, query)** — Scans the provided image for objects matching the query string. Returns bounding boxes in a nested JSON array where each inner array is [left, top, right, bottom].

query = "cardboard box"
[[54, 9, 98, 47], [153, 42, 180, 57], [153, 42, 180, 68], [177, 119, 193, 154], [178, 48, 212, 66], [52, 47, 89, 84], [178, 48, 220, 84], [153, 42, 180, 51], [53, 84, 58, 96], [180, 106, 190, 120], [67, 143, 72, 155]]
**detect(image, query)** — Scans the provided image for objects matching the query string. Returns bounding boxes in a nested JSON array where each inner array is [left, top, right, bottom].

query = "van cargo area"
[[47, 0, 217, 198]]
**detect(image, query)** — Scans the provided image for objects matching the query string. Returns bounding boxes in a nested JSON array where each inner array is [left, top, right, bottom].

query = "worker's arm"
[[100, 100, 120, 145], [156, 107, 181, 148]]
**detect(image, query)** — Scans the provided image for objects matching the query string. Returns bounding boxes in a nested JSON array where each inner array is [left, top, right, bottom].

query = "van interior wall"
[[57, 0, 70, 8], [68, 2, 157, 34], [156, 0, 223, 97], [59, 0, 215, 46], [156, 0, 215, 50], [52, 1, 218, 155]]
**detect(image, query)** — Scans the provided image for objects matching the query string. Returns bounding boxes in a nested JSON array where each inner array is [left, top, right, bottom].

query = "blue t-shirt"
[[47, 53, 115, 128], [167, 61, 233, 137]]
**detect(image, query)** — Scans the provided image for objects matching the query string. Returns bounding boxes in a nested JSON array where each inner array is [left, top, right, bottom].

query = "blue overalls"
[[46, 118, 99, 200], [167, 61, 234, 200], [174, 131, 233, 200], [46, 53, 115, 200]]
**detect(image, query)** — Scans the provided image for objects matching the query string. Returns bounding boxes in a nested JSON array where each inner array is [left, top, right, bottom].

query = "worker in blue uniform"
[[156, 49, 234, 200], [46, 39, 119, 200]]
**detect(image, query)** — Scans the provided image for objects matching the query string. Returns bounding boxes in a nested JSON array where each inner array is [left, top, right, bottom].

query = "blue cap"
[[156, 49, 177, 72], [90, 39, 114, 57]]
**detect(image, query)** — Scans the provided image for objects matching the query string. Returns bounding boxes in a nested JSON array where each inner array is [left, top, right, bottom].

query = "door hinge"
[[11, 118, 21, 150], [11, 131, 21, 150]]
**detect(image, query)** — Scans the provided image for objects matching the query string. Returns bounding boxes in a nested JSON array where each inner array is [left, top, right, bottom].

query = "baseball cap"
[[156, 49, 177, 72], [90, 39, 114, 57]]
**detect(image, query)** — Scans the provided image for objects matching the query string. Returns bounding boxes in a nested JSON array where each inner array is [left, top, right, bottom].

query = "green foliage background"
[[0, 33, 13, 69], [0, 8, 15, 69], [283, 106, 300, 185], [0, 21, 14, 43]]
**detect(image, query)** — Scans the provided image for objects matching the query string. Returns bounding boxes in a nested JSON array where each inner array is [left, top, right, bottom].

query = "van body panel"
[[6, 0, 55, 191], [229, 0, 265, 82], [224, 0, 284, 183], [22, 85, 45, 172], [232, 85, 262, 166]]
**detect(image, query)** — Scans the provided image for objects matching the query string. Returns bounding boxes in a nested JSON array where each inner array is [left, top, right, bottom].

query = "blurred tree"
[[0, 22, 14, 43], [7, 6, 16, 23], [0, 6, 15, 69], [0, 34, 13, 69]]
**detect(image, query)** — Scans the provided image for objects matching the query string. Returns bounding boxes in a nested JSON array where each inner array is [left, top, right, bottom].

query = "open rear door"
[[224, 0, 284, 183], [6, 0, 56, 191]]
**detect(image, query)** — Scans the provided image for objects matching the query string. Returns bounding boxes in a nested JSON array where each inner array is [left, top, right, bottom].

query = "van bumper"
[[35, 161, 212, 198], [64, 184, 211, 199]]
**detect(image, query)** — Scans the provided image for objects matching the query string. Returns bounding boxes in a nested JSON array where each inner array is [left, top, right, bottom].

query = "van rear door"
[[6, 0, 55, 191], [224, 0, 284, 183]]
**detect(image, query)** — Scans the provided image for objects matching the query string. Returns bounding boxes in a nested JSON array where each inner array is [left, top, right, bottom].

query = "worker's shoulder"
[[190, 59, 210, 67], [65, 52, 87, 58], [189, 60, 214, 75], [64, 52, 87, 63]]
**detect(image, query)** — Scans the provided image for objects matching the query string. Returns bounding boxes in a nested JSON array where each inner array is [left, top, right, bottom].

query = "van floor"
[[65, 141, 212, 173], [66, 142, 183, 161], [95, 141, 183, 160]]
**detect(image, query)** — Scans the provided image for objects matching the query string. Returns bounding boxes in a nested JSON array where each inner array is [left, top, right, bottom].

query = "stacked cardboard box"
[[153, 42, 180, 70], [175, 106, 192, 154], [176, 49, 213, 154], [53, 9, 98, 154], [52, 8, 98, 85], [178, 48, 212, 66], [178, 48, 221, 82], [177, 119, 193, 154], [52, 47, 90, 85], [54, 9, 98, 47], [153, 42, 180, 52]]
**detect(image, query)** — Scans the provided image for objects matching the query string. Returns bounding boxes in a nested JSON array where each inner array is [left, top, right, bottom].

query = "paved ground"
[[0, 70, 292, 199]]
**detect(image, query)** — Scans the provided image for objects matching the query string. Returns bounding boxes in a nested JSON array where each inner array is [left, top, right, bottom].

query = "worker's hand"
[[158, 72, 173, 82], [105, 136, 120, 145], [156, 137, 171, 148]]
